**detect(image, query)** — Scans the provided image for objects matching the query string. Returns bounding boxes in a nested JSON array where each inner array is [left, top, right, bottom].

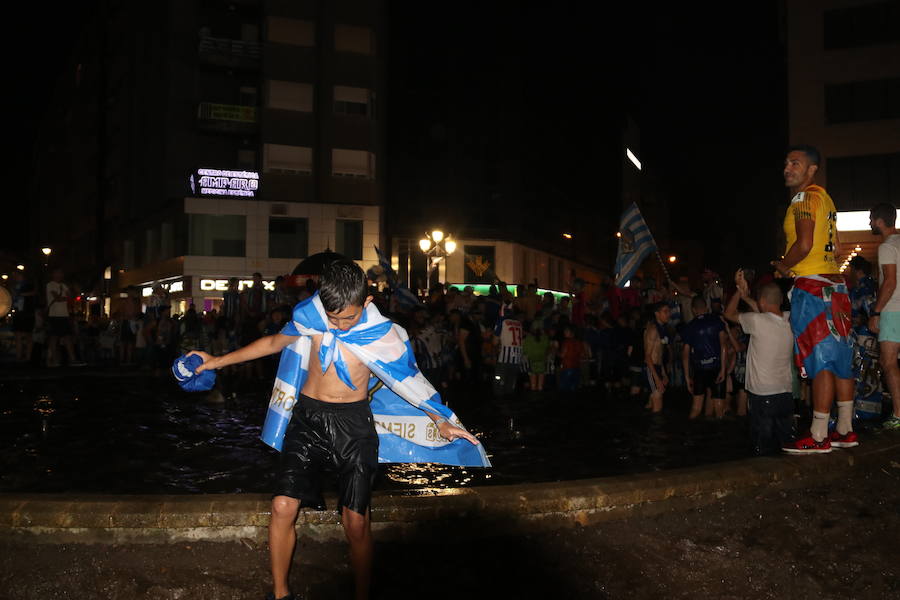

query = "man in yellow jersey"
[[772, 145, 857, 454]]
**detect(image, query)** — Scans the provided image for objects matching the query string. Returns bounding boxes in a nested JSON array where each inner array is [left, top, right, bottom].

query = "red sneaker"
[[783, 435, 832, 454], [828, 430, 860, 448]]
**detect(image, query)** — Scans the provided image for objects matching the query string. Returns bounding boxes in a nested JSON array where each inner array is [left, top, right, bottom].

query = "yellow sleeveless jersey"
[[783, 184, 838, 277]]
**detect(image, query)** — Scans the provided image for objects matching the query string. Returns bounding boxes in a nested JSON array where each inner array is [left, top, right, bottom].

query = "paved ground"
[[3, 446, 898, 600]]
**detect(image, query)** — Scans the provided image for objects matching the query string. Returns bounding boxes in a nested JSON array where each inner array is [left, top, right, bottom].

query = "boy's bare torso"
[[301, 334, 371, 402], [645, 323, 664, 365]]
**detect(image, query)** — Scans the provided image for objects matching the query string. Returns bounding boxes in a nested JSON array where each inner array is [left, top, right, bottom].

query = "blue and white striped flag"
[[614, 202, 657, 288], [260, 293, 490, 467]]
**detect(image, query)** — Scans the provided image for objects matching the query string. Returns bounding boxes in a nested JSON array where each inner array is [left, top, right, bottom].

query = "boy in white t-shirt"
[[725, 270, 796, 455]]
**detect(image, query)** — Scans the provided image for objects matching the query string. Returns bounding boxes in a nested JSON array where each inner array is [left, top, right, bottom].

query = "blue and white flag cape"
[[261, 293, 491, 468], [614, 202, 657, 288]]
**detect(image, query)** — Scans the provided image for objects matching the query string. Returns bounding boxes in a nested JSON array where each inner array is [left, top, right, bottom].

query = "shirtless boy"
[[644, 302, 672, 413], [189, 260, 478, 600]]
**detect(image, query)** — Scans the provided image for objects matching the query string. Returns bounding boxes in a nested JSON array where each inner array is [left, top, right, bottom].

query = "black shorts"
[[274, 394, 379, 516], [12, 312, 34, 333], [49, 316, 71, 338], [691, 368, 725, 398]]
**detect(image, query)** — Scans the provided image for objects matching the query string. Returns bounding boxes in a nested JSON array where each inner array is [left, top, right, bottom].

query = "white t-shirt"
[[45, 281, 71, 318], [739, 311, 794, 396], [877, 233, 900, 312]]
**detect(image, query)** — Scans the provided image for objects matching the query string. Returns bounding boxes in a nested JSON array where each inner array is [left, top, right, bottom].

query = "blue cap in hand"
[[172, 354, 216, 392]]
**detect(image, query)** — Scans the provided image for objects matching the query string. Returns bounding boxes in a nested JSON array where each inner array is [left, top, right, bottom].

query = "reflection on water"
[[0, 375, 753, 494]]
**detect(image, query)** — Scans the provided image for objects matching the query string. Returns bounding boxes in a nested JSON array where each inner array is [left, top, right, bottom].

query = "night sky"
[[6, 1, 788, 277]]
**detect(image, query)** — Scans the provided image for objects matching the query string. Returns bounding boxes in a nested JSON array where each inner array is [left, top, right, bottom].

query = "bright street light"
[[419, 238, 431, 252], [668, 255, 677, 263], [16, 264, 24, 271], [41, 247, 52, 256], [444, 240, 457, 254], [1, 274, 7, 280], [562, 233, 573, 239], [431, 230, 444, 243]]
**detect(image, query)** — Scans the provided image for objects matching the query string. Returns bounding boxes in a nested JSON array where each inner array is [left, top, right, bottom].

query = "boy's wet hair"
[[319, 259, 368, 313]]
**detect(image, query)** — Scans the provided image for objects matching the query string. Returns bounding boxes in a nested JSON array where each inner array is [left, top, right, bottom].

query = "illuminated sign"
[[189, 168, 259, 198], [199, 278, 275, 292], [141, 279, 185, 297]]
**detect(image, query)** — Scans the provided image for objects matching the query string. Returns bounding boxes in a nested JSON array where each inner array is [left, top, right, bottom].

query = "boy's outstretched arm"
[[188, 333, 299, 373]]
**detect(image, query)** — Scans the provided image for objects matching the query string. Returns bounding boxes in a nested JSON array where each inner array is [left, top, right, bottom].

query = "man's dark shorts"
[[691, 367, 725, 398], [274, 394, 379, 516]]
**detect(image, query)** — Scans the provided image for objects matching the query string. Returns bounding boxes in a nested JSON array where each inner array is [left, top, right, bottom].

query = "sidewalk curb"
[[2, 435, 898, 544]]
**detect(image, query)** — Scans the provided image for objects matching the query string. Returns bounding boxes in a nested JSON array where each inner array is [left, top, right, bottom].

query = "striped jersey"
[[496, 318, 523, 364]]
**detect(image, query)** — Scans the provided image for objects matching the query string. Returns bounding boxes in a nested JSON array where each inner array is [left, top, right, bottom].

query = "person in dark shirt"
[[682, 295, 728, 419]]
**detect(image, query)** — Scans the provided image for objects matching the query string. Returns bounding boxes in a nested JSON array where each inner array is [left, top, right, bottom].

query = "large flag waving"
[[614, 202, 657, 287]]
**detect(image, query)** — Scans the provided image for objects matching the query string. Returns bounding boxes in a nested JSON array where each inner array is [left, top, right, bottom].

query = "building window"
[[827, 153, 900, 210], [269, 217, 308, 259], [336, 219, 363, 260], [161, 222, 174, 259], [334, 85, 374, 117], [267, 17, 314, 46], [266, 80, 314, 112], [188, 214, 247, 256], [239, 86, 258, 106], [332, 148, 375, 179], [123, 239, 135, 270], [823, 2, 900, 50], [264, 144, 313, 174], [825, 78, 900, 124], [237, 149, 257, 170], [334, 24, 373, 54]]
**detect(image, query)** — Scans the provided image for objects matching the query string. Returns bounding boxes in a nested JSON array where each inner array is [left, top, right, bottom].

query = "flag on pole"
[[374, 245, 398, 288], [614, 202, 657, 288]]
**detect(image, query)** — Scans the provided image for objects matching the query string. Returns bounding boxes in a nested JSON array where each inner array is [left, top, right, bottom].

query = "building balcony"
[[198, 36, 261, 70], [197, 102, 258, 135]]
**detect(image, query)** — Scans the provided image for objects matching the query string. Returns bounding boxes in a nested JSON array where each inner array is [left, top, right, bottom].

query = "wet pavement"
[[2, 449, 898, 599], [1, 366, 763, 494]]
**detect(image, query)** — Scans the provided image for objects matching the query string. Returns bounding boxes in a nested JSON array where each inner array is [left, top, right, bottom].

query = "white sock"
[[836, 401, 854, 435], [811, 411, 830, 442]]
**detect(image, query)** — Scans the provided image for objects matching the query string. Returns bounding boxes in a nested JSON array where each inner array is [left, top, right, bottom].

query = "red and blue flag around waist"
[[789, 275, 853, 379]]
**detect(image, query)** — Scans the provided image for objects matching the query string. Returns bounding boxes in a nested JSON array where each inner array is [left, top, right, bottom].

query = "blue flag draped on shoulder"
[[614, 202, 657, 288], [261, 292, 491, 468]]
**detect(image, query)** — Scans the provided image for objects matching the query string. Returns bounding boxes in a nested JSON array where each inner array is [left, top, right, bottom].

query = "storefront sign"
[[189, 168, 259, 198], [199, 278, 275, 292], [140, 279, 185, 297], [463, 245, 496, 284]]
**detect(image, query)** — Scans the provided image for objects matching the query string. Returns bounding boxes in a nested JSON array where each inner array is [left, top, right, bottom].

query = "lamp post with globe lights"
[[419, 230, 456, 289]]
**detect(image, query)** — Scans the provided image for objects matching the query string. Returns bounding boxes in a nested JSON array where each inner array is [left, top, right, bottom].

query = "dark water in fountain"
[[0, 371, 754, 495]]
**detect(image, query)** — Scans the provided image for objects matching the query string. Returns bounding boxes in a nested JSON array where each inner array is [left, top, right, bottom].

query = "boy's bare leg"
[[736, 389, 748, 416], [342, 506, 373, 600], [689, 395, 704, 419], [650, 391, 664, 413], [269, 496, 300, 599]]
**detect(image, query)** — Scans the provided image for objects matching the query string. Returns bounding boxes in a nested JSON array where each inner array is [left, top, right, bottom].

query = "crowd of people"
[[5, 245, 899, 451]]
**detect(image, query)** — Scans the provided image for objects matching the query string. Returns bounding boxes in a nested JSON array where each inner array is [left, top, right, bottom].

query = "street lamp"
[[419, 230, 456, 288], [16, 264, 24, 271], [668, 255, 677, 263]]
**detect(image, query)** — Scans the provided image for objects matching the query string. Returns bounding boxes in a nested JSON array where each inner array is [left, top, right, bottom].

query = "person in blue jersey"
[[681, 295, 728, 419], [188, 260, 477, 600]]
